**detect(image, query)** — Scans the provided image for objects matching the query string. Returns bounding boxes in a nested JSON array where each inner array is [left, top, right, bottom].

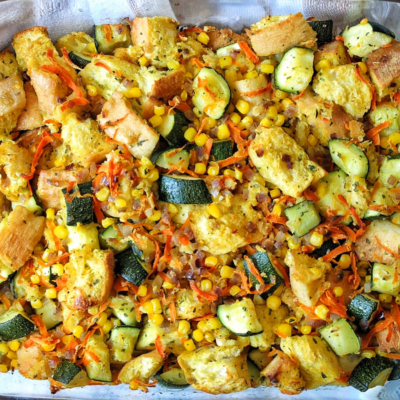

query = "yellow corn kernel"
[[244, 70, 258, 80], [9, 359, 18, 369], [208, 164, 220, 177], [140, 156, 153, 167], [260, 117, 273, 128], [389, 132, 400, 146], [148, 210, 162, 222], [316, 181, 327, 199], [219, 56, 232, 69], [197, 320, 207, 332], [111, 318, 121, 327], [154, 106, 165, 116], [272, 203, 283, 217], [195, 133, 208, 147], [184, 127, 197, 142], [54, 225, 68, 239], [310, 232, 324, 247], [97, 312, 108, 326], [358, 267, 367, 278], [260, 64, 275, 74], [138, 284, 148, 297], [281, 98, 294, 111], [201, 279, 212, 292], [193, 107, 203, 118], [185, 71, 193, 79], [180, 89, 188, 102], [204, 117, 217, 130], [6, 350, 17, 360], [275, 114, 285, 127], [224, 169, 235, 178], [0, 365, 7, 373], [360, 18, 369, 25], [45, 288, 57, 299], [130, 381, 140, 390], [0, 343, 9, 356], [179, 63, 187, 73], [149, 114, 163, 128], [41, 342, 56, 352], [96, 187, 110, 202], [236, 100, 250, 115], [283, 127, 294, 135], [142, 301, 153, 315], [52, 263, 64, 276], [270, 189, 281, 199], [195, 163, 207, 175], [229, 285, 241, 296], [31, 299, 42, 309], [358, 62, 368, 74], [73, 325, 84, 338], [88, 306, 99, 316], [147, 169, 159, 182], [204, 256, 219, 268], [46, 208, 55, 221], [239, 116, 253, 130], [209, 317, 222, 330], [101, 218, 116, 229], [197, 32, 210, 45], [224, 69, 237, 83], [288, 238, 301, 250], [162, 281, 175, 290], [315, 59, 331, 72], [315, 304, 329, 320], [217, 123, 230, 139], [266, 295, 282, 311], [300, 325, 312, 335], [274, 89, 289, 99], [139, 165, 150, 178], [192, 329, 204, 342], [138, 56, 149, 66], [167, 60, 180, 70], [42, 249, 54, 262], [333, 286, 344, 297], [178, 320, 191, 335], [167, 203, 178, 216], [54, 156, 67, 167], [339, 254, 351, 269], [380, 137, 390, 149], [150, 314, 164, 326], [184, 339, 196, 351], [267, 106, 278, 119], [379, 294, 393, 303], [151, 298, 162, 314], [285, 316, 297, 324], [229, 112, 241, 125], [86, 85, 98, 97], [115, 198, 127, 208], [61, 335, 73, 345], [102, 320, 113, 334], [307, 134, 318, 147], [220, 265, 235, 279], [8, 341, 20, 353], [234, 168, 243, 181], [361, 349, 376, 359], [236, 71, 244, 80], [275, 323, 292, 338], [31, 274, 40, 284], [125, 87, 142, 98], [204, 331, 214, 342]]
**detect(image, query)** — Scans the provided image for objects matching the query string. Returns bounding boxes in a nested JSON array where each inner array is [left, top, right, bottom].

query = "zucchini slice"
[[319, 318, 360, 356], [389, 360, 400, 381], [192, 67, 231, 120], [348, 294, 379, 331], [249, 349, 270, 370], [156, 368, 189, 389], [151, 147, 190, 170], [284, 200, 321, 237], [216, 43, 241, 58], [379, 155, 400, 186], [156, 110, 190, 147], [109, 295, 138, 326], [10, 269, 27, 299], [94, 24, 132, 55], [247, 359, 262, 388], [329, 139, 369, 178], [348, 355, 393, 392], [83, 334, 112, 382], [364, 186, 395, 220], [53, 360, 88, 387], [341, 21, 394, 58], [115, 247, 149, 286], [99, 224, 129, 252], [274, 47, 314, 94], [312, 238, 340, 258], [210, 140, 234, 161], [109, 326, 140, 364], [35, 299, 62, 330], [62, 181, 93, 226], [243, 250, 284, 299], [159, 175, 212, 204], [217, 297, 263, 336], [12, 195, 43, 216], [308, 20, 333, 45], [0, 264, 14, 285], [372, 263, 400, 296], [0, 309, 36, 341]]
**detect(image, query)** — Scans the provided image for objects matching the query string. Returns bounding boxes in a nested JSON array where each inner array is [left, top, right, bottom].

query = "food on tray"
[[0, 13, 399, 396]]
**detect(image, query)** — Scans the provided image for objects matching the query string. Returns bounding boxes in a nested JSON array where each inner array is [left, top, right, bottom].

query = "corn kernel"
[[54, 156, 67, 167], [154, 106, 165, 116], [41, 342, 55, 352], [380, 137, 390, 149], [102, 320, 113, 334], [300, 325, 312, 335], [267, 295, 282, 311], [234, 168, 243, 181], [288, 238, 301, 250], [220, 265, 235, 279], [42, 249, 54, 262], [149, 114, 163, 128], [204, 332, 214, 342], [31, 299, 42, 309], [0, 343, 9, 355], [150, 314, 164, 326], [229, 285, 241, 296], [358, 267, 367, 278], [195, 133, 208, 147], [115, 198, 127, 208], [219, 56, 232, 69], [208, 164, 219, 177], [204, 117, 217, 130], [97, 312, 108, 326], [52, 263, 64, 276], [281, 98, 294, 111], [239, 116, 253, 130], [195, 163, 207, 174], [333, 286, 344, 297], [138, 56, 149, 66], [358, 62, 368, 74], [338, 254, 351, 269], [361, 349, 376, 358], [310, 232, 324, 247], [125, 87, 142, 98], [275, 90, 289, 99], [375, 348, 387, 356], [167, 203, 178, 215], [315, 304, 329, 320], [147, 169, 159, 182], [272, 203, 283, 217], [7, 350, 17, 359], [184, 339, 196, 351], [130, 381, 140, 390], [162, 281, 175, 290], [197, 320, 207, 332], [178, 320, 191, 335], [151, 298, 162, 314], [54, 225, 68, 239], [260, 64, 275, 74], [389, 132, 400, 146], [62, 335, 73, 345], [275, 323, 292, 338], [224, 169, 235, 178], [307, 134, 318, 147], [185, 71, 193, 79], [139, 165, 150, 178], [180, 89, 188, 102], [244, 70, 258, 80], [260, 117, 273, 128], [283, 127, 294, 135], [73, 325, 84, 338], [236, 100, 250, 115], [275, 114, 285, 127], [88, 306, 99, 315], [197, 32, 210, 45], [138, 285, 148, 297], [31, 274, 40, 284], [0, 365, 7, 373], [193, 106, 203, 118], [167, 60, 180, 70], [102, 218, 116, 229], [360, 18, 369, 25], [205, 256, 218, 267], [315, 59, 331, 72], [46, 208, 55, 221], [316, 181, 327, 199], [217, 123, 230, 139], [270, 189, 281, 199], [45, 288, 57, 299], [184, 127, 197, 142], [96, 187, 110, 202], [267, 106, 278, 119], [229, 112, 241, 125], [209, 317, 222, 330], [142, 301, 153, 315], [224, 69, 237, 83], [379, 294, 393, 303], [86, 85, 98, 97], [192, 329, 204, 342], [148, 210, 162, 222], [111, 318, 121, 327], [201, 279, 212, 292]]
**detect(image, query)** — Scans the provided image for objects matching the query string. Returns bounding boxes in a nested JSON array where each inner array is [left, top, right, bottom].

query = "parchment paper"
[[0, 0, 399, 398]]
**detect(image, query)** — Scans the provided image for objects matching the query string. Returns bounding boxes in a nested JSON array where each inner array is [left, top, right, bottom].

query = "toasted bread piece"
[[17, 343, 52, 380], [206, 28, 250, 51], [174, 289, 211, 320], [247, 13, 316, 56], [0, 49, 20, 79], [149, 69, 184, 101], [314, 40, 348, 67], [15, 82, 44, 131], [376, 326, 400, 352]]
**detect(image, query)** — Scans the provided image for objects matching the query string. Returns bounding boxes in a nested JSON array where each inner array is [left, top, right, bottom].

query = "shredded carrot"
[[340, 225, 357, 243], [99, 113, 129, 129], [243, 256, 263, 285], [130, 379, 157, 392], [163, 234, 172, 262], [336, 35, 345, 42], [241, 82, 272, 97], [84, 350, 101, 365], [375, 236, 400, 259], [31, 314, 49, 338], [60, 97, 90, 111], [322, 244, 352, 262], [350, 206, 365, 229], [355, 64, 370, 87], [191, 58, 207, 68], [95, 61, 121, 78], [371, 181, 381, 199], [61, 48, 82, 70], [93, 197, 105, 225], [238, 41, 259, 64], [366, 121, 390, 145], [245, 244, 256, 255], [394, 92, 400, 107], [203, 137, 213, 161], [155, 335, 167, 358], [217, 148, 248, 168], [371, 85, 377, 110], [178, 234, 190, 246], [190, 281, 218, 301], [361, 316, 395, 349], [291, 89, 306, 101], [0, 294, 10, 310], [303, 188, 319, 202], [350, 253, 361, 289], [226, 119, 245, 144], [169, 302, 177, 323], [320, 290, 348, 319], [54, 273, 69, 292], [168, 99, 191, 112], [391, 299, 400, 330], [104, 24, 112, 42], [266, 214, 287, 225], [394, 266, 399, 285], [274, 259, 290, 287], [43, 119, 62, 127], [192, 313, 215, 321], [46, 220, 67, 253]]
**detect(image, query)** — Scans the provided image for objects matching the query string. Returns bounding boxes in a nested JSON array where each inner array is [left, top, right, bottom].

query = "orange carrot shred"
[[46, 220, 66, 253], [274, 259, 290, 287], [31, 314, 49, 338], [366, 121, 390, 145], [241, 82, 272, 97], [104, 24, 112, 42], [375, 236, 400, 259], [169, 303, 177, 323], [350, 253, 361, 289], [336, 35, 345, 42], [243, 255, 263, 285], [291, 89, 306, 101], [361, 315, 394, 349], [61, 48, 82, 70], [190, 281, 218, 301], [322, 244, 352, 262], [238, 41, 259, 64], [155, 335, 167, 358], [304, 188, 319, 202], [0, 295, 10, 311]]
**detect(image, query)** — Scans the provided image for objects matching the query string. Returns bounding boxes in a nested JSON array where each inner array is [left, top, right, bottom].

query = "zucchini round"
[[210, 140, 234, 161], [348, 294, 379, 331], [0, 309, 36, 341], [115, 248, 149, 286], [94, 24, 132, 55], [156, 110, 190, 147], [53, 360, 84, 386], [308, 20, 333, 45], [155, 368, 189, 389], [151, 147, 190, 170], [284, 200, 321, 237]]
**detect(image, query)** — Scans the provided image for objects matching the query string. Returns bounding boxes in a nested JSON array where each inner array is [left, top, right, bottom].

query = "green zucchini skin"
[[308, 20, 333, 45], [115, 248, 148, 286], [368, 21, 395, 39], [99, 225, 129, 252], [62, 181, 94, 226], [284, 200, 321, 237], [150, 147, 190, 170], [159, 175, 212, 204], [53, 360, 82, 385], [0, 310, 36, 341], [389, 360, 400, 381], [68, 51, 91, 69], [210, 140, 234, 161], [156, 110, 190, 147], [154, 368, 189, 389], [348, 294, 379, 331]]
